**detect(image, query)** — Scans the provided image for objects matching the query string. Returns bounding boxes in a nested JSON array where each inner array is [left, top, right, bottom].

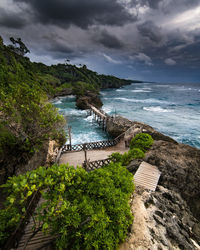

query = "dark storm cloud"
[[15, 0, 135, 28], [0, 0, 199, 82], [0, 8, 26, 28], [95, 30, 124, 49], [47, 42, 74, 55], [137, 21, 163, 43]]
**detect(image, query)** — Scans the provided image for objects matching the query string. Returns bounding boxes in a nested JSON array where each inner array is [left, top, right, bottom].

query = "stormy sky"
[[0, 0, 200, 83]]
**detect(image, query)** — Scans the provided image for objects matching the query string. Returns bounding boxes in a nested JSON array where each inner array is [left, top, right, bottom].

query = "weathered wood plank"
[[134, 162, 161, 191]]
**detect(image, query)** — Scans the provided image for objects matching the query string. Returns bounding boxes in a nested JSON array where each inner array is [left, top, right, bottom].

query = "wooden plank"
[[134, 162, 161, 191]]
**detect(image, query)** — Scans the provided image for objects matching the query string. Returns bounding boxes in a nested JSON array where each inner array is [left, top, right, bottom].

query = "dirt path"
[[59, 140, 128, 167]]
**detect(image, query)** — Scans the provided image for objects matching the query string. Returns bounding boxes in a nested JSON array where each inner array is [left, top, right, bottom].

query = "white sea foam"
[[116, 89, 126, 92], [172, 86, 195, 91], [155, 85, 171, 88], [143, 106, 173, 113], [71, 131, 104, 144], [113, 97, 169, 104], [103, 107, 112, 114], [62, 109, 87, 116], [131, 89, 151, 93], [53, 99, 62, 104], [66, 95, 75, 99], [84, 115, 93, 122], [140, 87, 152, 90]]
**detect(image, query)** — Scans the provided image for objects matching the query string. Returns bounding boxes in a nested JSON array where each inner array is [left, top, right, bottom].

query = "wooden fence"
[[83, 158, 112, 172], [62, 132, 124, 153]]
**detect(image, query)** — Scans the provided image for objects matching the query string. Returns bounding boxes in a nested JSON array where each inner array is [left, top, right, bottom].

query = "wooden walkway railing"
[[62, 133, 124, 153], [83, 158, 112, 172]]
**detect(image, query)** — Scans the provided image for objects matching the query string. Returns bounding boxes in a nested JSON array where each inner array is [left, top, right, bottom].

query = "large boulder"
[[106, 116, 133, 137], [76, 92, 103, 110]]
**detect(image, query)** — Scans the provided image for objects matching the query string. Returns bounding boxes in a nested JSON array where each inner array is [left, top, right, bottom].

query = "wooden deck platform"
[[134, 161, 161, 191]]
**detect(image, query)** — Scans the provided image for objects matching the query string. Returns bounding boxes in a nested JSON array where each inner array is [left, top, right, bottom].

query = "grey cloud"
[[164, 58, 176, 65], [14, 0, 135, 28], [0, 8, 27, 28], [137, 21, 163, 43], [135, 53, 153, 66], [47, 43, 74, 55], [94, 30, 124, 49], [160, 0, 200, 14]]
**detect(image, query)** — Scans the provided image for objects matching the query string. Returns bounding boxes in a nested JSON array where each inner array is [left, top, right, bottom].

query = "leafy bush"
[[109, 148, 145, 166], [128, 148, 145, 159], [130, 133, 154, 152], [109, 152, 123, 162], [0, 163, 134, 249]]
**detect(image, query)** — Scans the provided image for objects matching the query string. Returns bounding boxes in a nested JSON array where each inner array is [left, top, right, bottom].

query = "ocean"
[[52, 82, 200, 148]]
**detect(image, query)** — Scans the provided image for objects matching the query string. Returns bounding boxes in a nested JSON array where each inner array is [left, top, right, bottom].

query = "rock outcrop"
[[124, 138, 200, 249], [76, 92, 103, 109], [145, 140, 200, 222], [107, 115, 177, 144], [120, 186, 200, 250]]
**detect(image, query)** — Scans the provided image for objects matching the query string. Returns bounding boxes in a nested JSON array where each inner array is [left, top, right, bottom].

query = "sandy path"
[[59, 140, 128, 167]]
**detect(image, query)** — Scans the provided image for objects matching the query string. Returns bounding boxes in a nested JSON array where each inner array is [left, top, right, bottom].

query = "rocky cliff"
[[107, 116, 200, 249]]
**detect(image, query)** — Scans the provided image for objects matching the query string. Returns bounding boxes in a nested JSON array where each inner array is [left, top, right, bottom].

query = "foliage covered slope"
[[0, 36, 141, 179], [0, 38, 66, 179], [0, 163, 134, 249]]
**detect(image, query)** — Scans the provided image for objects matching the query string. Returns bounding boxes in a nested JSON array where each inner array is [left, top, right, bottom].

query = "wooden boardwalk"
[[16, 198, 56, 250], [134, 161, 161, 191], [59, 139, 128, 166], [14, 106, 161, 249]]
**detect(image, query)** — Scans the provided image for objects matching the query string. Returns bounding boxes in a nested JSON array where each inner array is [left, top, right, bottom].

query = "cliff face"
[[107, 115, 200, 249], [123, 141, 200, 250], [106, 115, 177, 144], [120, 186, 200, 250], [145, 140, 200, 221]]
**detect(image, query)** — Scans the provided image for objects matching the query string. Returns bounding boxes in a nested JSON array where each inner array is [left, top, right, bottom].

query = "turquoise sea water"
[[52, 82, 200, 148]]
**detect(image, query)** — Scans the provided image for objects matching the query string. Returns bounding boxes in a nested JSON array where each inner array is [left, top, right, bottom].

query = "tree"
[[0, 36, 3, 47], [9, 37, 30, 56], [65, 59, 70, 64]]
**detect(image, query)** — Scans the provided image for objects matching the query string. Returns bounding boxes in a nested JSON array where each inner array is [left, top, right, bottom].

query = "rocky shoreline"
[[105, 115, 200, 249], [51, 92, 200, 249]]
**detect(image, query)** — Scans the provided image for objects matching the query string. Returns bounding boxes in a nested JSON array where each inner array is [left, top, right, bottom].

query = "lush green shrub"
[[130, 133, 154, 152], [128, 148, 145, 159], [0, 163, 134, 249], [109, 152, 123, 162], [109, 148, 145, 166]]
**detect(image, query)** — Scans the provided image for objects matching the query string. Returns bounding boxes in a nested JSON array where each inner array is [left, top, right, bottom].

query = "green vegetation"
[[130, 133, 154, 152], [110, 133, 154, 166], [110, 148, 144, 166], [0, 36, 143, 249], [0, 37, 66, 178], [0, 163, 134, 249], [0, 36, 141, 179]]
